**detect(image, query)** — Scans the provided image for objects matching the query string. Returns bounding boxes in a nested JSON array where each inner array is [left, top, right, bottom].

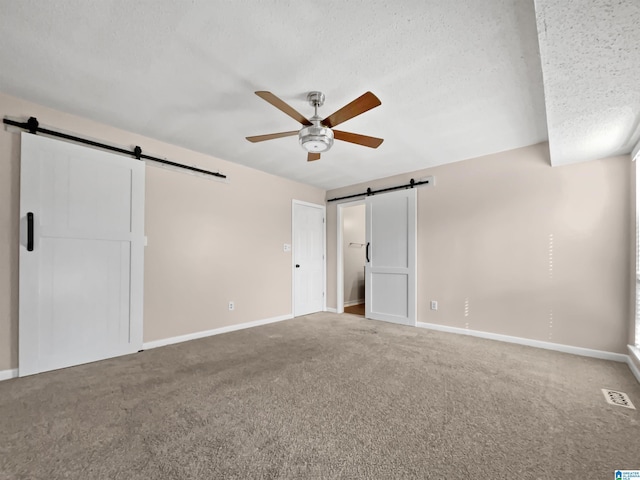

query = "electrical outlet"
[[283, 243, 291, 252], [430, 300, 438, 311], [228, 301, 235, 311]]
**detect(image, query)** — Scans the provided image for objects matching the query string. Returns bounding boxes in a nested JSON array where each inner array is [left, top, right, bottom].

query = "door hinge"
[[323, 217, 325, 223]]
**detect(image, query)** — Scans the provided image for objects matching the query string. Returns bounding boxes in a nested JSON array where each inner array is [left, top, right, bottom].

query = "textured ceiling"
[[0, 1, 636, 189], [535, 0, 640, 166]]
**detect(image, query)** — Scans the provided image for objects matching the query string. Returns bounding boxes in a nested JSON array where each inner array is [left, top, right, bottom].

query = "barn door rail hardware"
[[3, 116, 227, 179], [327, 177, 431, 202]]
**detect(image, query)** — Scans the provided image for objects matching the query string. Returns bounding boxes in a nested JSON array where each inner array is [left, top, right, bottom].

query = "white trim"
[[344, 298, 365, 307], [632, 139, 640, 162], [416, 322, 629, 363], [292, 200, 326, 317], [628, 345, 640, 383], [336, 199, 366, 315], [0, 369, 18, 381], [143, 314, 293, 350], [326, 307, 337, 313], [4, 321, 636, 382]]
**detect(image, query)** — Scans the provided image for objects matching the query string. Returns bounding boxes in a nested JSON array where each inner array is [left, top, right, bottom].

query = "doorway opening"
[[336, 189, 417, 325], [337, 201, 366, 315]]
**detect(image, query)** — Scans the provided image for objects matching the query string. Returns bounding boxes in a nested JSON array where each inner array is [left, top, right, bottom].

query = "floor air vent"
[[601, 389, 636, 409]]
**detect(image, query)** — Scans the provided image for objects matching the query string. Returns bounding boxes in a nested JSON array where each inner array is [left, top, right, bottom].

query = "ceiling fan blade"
[[333, 130, 384, 149], [322, 91, 381, 128], [255, 91, 312, 126], [246, 131, 299, 143], [307, 152, 321, 161]]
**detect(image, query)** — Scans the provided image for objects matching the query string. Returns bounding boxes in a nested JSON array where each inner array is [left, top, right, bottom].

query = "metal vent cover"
[[601, 389, 636, 409]]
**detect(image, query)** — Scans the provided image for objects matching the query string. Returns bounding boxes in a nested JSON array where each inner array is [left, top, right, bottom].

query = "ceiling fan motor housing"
[[299, 123, 334, 152]]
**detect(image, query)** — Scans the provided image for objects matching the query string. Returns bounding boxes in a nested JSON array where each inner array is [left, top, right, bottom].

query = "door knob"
[[295, 264, 300, 268]]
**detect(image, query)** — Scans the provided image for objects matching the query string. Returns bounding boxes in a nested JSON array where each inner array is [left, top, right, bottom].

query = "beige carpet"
[[1, 312, 639, 479]]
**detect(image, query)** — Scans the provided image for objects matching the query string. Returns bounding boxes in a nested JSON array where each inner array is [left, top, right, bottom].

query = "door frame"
[[291, 199, 327, 316], [336, 199, 366, 314]]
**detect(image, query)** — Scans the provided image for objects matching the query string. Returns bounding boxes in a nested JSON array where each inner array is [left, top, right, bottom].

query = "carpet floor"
[[1, 313, 639, 479]]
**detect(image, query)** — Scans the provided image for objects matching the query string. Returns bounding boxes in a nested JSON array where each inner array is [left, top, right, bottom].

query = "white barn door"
[[19, 133, 145, 377], [365, 189, 416, 326], [293, 201, 325, 316]]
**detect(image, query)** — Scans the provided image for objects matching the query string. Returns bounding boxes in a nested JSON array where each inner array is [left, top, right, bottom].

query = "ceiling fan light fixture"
[[299, 124, 334, 152], [247, 90, 382, 160]]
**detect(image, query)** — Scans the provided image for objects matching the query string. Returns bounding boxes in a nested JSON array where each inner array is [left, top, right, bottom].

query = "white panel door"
[[365, 189, 416, 326], [293, 201, 325, 316], [19, 133, 145, 377]]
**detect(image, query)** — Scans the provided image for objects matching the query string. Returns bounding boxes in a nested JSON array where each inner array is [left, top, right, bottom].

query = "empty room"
[[1, 1, 639, 478]]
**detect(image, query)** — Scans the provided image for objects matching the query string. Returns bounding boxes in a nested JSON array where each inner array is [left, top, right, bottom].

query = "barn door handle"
[[366, 242, 370, 263], [295, 264, 300, 268], [27, 212, 34, 252]]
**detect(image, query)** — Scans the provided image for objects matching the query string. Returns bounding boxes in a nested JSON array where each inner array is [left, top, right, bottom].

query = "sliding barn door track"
[[3, 116, 226, 179]]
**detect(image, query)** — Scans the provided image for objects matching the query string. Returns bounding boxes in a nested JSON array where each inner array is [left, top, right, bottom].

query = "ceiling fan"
[[246, 91, 383, 161]]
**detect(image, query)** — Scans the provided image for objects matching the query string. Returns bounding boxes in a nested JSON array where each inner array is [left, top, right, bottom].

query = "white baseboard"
[[0, 369, 18, 381], [4, 317, 635, 383], [627, 345, 640, 383], [142, 314, 293, 350], [343, 299, 364, 307], [326, 307, 337, 313], [416, 322, 629, 363]]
